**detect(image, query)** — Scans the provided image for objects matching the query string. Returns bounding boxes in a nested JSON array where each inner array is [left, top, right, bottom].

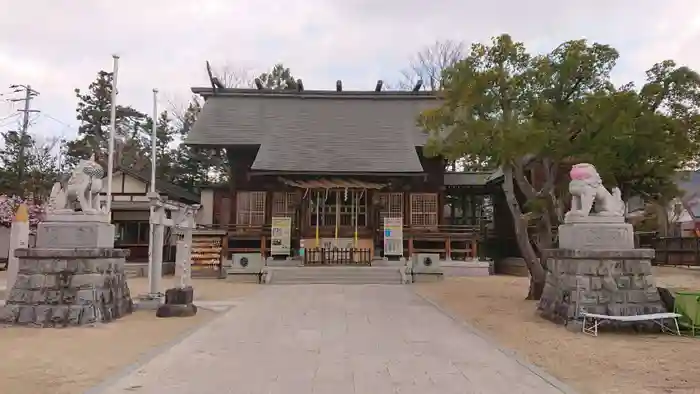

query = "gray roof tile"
[[185, 89, 439, 173]]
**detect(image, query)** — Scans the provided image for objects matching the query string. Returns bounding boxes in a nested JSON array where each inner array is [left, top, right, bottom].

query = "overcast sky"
[[1, 0, 699, 142]]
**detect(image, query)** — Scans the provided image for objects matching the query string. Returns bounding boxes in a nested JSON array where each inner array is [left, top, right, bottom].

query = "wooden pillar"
[[449, 188, 455, 224], [445, 236, 451, 260], [263, 191, 272, 258], [404, 191, 412, 258], [438, 187, 445, 225], [220, 195, 231, 261], [261, 235, 267, 258], [300, 192, 308, 244]]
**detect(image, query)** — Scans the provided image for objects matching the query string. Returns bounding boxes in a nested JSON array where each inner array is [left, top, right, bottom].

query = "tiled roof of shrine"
[[185, 88, 439, 174]]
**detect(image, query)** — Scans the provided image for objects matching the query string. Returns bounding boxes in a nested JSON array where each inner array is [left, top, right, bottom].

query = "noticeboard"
[[383, 217, 403, 256], [271, 216, 292, 255]]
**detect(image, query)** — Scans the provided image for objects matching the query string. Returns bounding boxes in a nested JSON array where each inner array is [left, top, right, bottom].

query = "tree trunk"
[[655, 202, 669, 236], [502, 166, 546, 300]]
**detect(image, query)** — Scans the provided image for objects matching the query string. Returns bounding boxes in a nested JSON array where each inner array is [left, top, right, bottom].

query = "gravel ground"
[[414, 267, 700, 394], [0, 273, 260, 394]]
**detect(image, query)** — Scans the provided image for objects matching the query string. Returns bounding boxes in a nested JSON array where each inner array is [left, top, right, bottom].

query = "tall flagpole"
[[150, 89, 158, 193], [148, 88, 159, 296], [106, 54, 119, 215]]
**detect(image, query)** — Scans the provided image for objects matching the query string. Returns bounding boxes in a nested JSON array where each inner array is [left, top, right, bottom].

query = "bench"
[[580, 311, 682, 337]]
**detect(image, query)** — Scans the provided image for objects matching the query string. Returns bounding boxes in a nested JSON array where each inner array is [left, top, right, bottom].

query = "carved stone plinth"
[[36, 221, 115, 249], [156, 286, 197, 318], [0, 248, 133, 327], [537, 249, 665, 325], [558, 221, 634, 250]]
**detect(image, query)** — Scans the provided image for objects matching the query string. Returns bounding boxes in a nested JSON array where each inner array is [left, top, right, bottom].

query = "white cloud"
[[1, 0, 699, 139]]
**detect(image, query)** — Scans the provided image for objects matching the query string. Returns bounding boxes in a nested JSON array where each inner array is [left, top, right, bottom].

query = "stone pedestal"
[[0, 213, 133, 327], [37, 214, 115, 249], [156, 287, 197, 318], [0, 248, 133, 327], [558, 216, 634, 250], [538, 216, 665, 326]]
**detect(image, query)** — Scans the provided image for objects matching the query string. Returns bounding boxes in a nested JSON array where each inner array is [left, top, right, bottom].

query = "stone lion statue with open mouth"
[[565, 163, 624, 220], [49, 154, 105, 214]]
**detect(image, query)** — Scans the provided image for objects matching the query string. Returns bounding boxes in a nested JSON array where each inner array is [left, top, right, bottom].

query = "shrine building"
[[186, 81, 499, 268]]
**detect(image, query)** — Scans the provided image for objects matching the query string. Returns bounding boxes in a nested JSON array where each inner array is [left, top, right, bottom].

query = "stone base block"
[[538, 248, 665, 326], [412, 272, 444, 283], [372, 258, 408, 267], [558, 222, 634, 250], [135, 294, 164, 310], [0, 248, 133, 327], [225, 270, 262, 283], [44, 212, 110, 223], [156, 303, 197, 318], [36, 221, 115, 248], [165, 287, 194, 305]]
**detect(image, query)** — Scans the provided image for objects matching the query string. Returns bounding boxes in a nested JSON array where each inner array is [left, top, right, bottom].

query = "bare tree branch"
[[212, 64, 255, 88], [397, 40, 465, 91]]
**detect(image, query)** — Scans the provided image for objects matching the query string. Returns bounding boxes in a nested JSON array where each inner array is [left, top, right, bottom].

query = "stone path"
[[95, 285, 574, 394]]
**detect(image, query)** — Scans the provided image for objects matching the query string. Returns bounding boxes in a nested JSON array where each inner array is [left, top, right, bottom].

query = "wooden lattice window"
[[410, 193, 438, 226], [272, 192, 300, 224], [236, 191, 266, 225], [339, 191, 367, 227], [309, 190, 367, 227], [379, 193, 404, 225]]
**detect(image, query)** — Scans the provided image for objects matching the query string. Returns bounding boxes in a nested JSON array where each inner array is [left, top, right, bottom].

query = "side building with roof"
[[187, 86, 494, 265]]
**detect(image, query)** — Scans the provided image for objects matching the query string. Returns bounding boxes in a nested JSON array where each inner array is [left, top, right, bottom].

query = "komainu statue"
[[565, 163, 624, 220], [49, 154, 106, 214]]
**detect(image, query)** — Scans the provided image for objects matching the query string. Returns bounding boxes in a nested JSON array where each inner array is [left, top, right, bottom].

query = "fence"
[[303, 248, 372, 266], [652, 237, 700, 267]]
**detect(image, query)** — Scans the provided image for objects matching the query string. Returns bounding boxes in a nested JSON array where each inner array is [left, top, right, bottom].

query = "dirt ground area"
[[415, 266, 700, 394], [127, 276, 260, 301], [0, 271, 260, 301], [0, 273, 260, 394]]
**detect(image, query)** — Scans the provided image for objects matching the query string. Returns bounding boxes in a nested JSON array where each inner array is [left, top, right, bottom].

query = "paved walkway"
[[96, 285, 573, 394]]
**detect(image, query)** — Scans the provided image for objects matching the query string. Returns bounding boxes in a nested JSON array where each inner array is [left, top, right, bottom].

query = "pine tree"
[[0, 130, 59, 198], [170, 99, 209, 191], [65, 70, 147, 168], [257, 63, 298, 90], [144, 110, 177, 182], [0, 130, 33, 195]]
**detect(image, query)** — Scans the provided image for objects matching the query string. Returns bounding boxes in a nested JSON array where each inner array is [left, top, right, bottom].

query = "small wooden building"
[[103, 166, 201, 261], [186, 87, 492, 264]]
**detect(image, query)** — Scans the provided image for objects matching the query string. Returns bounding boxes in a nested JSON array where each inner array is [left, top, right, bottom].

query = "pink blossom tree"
[[0, 196, 45, 227]]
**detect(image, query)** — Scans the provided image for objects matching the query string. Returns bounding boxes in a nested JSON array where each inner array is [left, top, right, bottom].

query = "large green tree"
[[140, 110, 177, 182], [66, 71, 148, 168], [257, 63, 298, 90], [0, 130, 60, 198], [420, 34, 699, 299], [169, 98, 226, 192]]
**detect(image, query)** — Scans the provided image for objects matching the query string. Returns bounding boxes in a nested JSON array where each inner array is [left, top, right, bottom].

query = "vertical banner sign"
[[271, 216, 292, 255], [383, 217, 403, 256]]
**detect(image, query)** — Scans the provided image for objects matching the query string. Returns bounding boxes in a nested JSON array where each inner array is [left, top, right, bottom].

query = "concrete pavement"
[[94, 285, 575, 394]]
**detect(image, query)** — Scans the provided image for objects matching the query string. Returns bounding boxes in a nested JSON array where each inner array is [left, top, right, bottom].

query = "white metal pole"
[[148, 88, 159, 296], [106, 54, 119, 215], [150, 88, 158, 193]]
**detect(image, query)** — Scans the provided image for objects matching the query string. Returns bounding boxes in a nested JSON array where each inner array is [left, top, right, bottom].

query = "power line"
[[0, 113, 20, 128], [8, 84, 40, 188], [41, 113, 74, 130]]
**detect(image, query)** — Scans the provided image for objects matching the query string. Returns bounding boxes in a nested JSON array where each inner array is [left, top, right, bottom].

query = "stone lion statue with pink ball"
[[565, 163, 625, 220]]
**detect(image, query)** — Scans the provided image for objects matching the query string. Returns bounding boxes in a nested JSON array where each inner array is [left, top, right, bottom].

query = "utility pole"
[[8, 84, 40, 194]]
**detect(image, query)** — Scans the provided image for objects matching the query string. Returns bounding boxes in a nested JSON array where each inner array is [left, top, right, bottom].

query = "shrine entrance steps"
[[263, 266, 406, 285]]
